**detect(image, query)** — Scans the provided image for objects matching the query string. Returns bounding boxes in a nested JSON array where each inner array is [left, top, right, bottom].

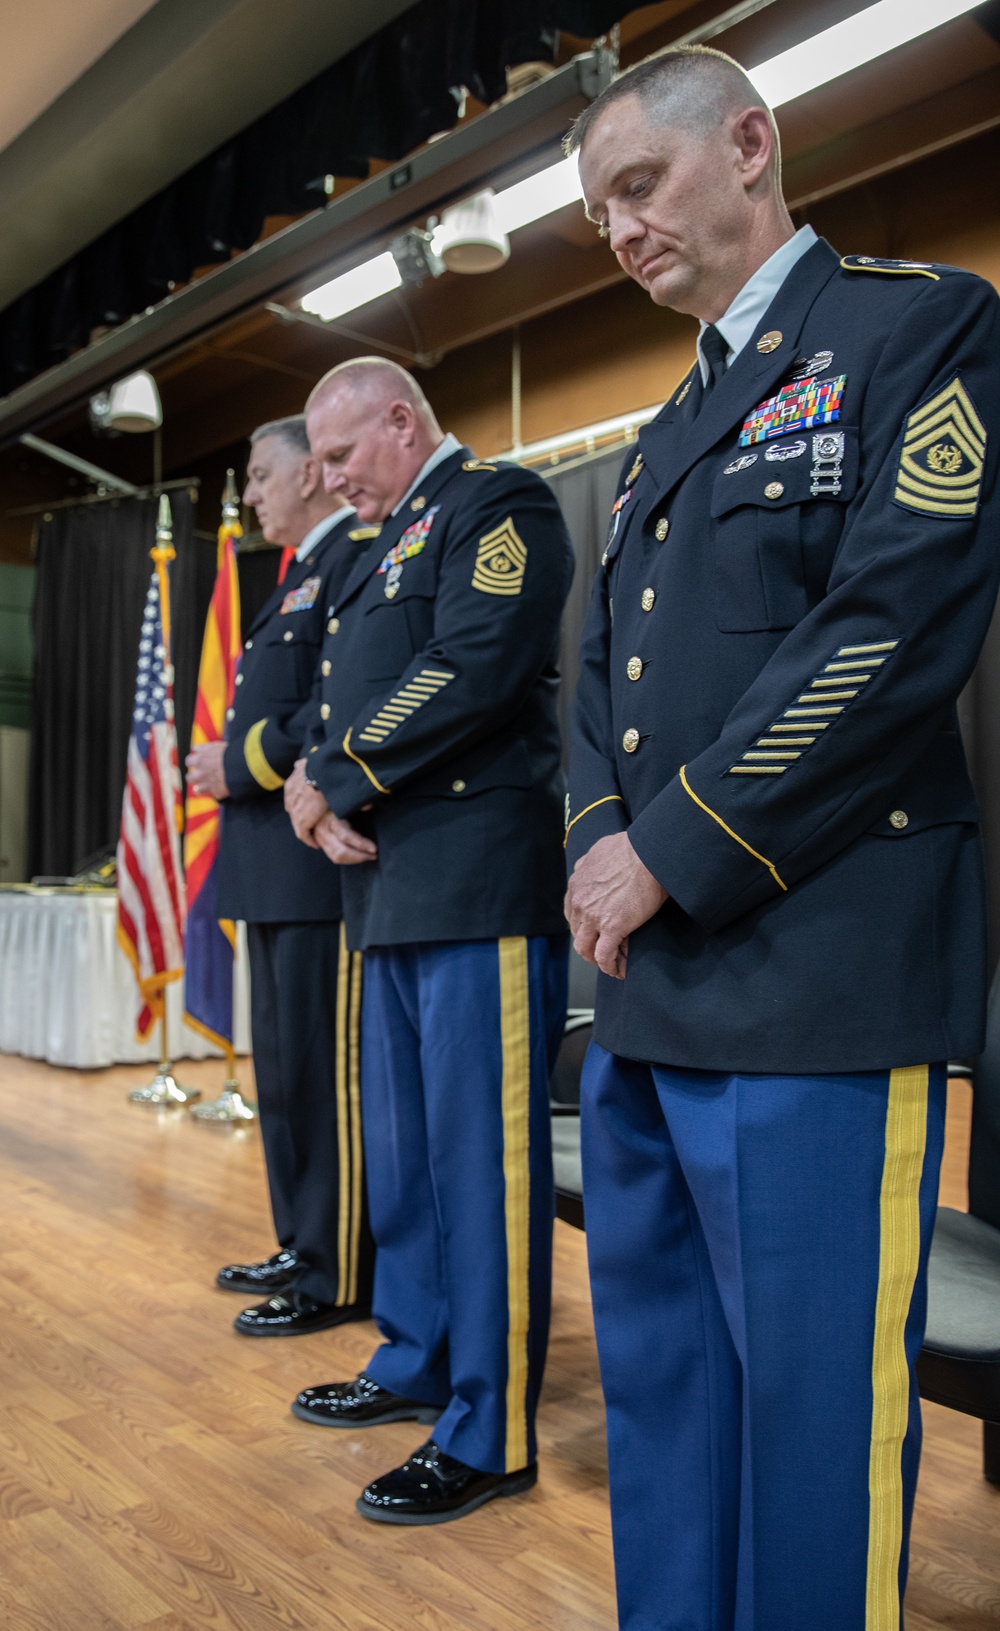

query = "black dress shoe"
[[233, 1292, 370, 1337], [356, 1438, 537, 1525], [216, 1249, 300, 1294], [291, 1373, 442, 1429]]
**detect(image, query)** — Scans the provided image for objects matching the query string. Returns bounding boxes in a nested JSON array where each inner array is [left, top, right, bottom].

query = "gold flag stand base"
[[128, 1016, 201, 1106], [190, 1079, 257, 1122]]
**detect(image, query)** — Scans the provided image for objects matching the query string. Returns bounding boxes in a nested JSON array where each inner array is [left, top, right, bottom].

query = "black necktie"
[[700, 324, 729, 399]]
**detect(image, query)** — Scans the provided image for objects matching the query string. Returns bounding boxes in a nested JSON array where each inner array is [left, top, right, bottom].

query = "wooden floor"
[[0, 1056, 995, 1631]]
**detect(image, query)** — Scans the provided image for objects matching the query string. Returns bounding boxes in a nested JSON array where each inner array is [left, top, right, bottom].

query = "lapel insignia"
[[724, 453, 757, 475], [894, 375, 986, 519], [472, 516, 526, 596], [764, 439, 807, 462], [410, 495, 427, 511], [627, 454, 643, 485], [789, 350, 834, 382], [378, 505, 439, 597], [463, 459, 498, 473], [739, 374, 847, 447], [756, 330, 783, 354], [280, 575, 320, 614], [349, 526, 381, 542], [675, 377, 693, 406]]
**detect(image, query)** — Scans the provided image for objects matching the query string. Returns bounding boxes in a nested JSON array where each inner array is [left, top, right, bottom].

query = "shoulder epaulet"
[[349, 526, 381, 541], [462, 459, 499, 473], [840, 255, 940, 281]]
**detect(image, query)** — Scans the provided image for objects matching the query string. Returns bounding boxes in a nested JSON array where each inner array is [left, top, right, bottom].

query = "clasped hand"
[[284, 760, 377, 865], [564, 832, 667, 980]]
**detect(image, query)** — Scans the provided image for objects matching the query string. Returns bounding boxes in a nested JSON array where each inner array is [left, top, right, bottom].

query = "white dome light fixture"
[[432, 190, 510, 274], [90, 370, 162, 433]]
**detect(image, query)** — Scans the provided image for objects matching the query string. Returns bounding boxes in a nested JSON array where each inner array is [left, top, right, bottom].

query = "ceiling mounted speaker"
[[92, 370, 162, 433], [433, 190, 510, 274]]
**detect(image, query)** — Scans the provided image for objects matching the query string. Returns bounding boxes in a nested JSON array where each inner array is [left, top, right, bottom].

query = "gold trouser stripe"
[[866, 1064, 929, 1630], [498, 936, 531, 1473], [563, 793, 625, 848], [679, 765, 788, 892], [346, 949, 364, 1306], [334, 924, 351, 1305], [244, 719, 284, 791]]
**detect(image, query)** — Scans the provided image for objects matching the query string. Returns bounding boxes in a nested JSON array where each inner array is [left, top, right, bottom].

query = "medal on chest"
[[377, 505, 440, 598]]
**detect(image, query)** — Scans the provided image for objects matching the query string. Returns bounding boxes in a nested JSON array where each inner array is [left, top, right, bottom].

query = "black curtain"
[[28, 509, 286, 878], [0, 0, 632, 396], [28, 494, 214, 877], [543, 444, 625, 760]]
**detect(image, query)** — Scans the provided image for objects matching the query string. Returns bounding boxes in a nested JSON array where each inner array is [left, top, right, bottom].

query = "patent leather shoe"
[[292, 1373, 442, 1429], [234, 1291, 370, 1336], [216, 1248, 300, 1294], [356, 1438, 537, 1524]]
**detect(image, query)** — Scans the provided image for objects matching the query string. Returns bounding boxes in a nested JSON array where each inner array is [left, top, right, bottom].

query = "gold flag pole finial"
[[156, 491, 173, 539], [222, 467, 240, 522]]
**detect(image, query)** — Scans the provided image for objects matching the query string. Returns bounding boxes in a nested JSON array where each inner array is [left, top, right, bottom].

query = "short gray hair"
[[249, 415, 311, 455], [566, 44, 775, 159]]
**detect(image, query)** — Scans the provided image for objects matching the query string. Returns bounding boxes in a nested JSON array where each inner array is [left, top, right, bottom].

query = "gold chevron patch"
[[894, 376, 986, 519], [472, 517, 527, 596]]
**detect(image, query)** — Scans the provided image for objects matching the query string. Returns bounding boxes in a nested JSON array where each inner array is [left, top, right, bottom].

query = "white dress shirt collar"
[[391, 432, 463, 516], [696, 224, 818, 384], [294, 505, 355, 562]]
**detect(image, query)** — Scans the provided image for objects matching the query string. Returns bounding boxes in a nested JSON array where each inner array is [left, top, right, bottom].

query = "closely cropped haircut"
[[249, 415, 312, 455], [306, 356, 437, 425], [565, 44, 778, 166]]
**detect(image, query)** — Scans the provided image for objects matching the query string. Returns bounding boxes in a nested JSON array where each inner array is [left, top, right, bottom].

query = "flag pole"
[[191, 470, 257, 1124], [129, 1011, 201, 1105], [128, 495, 201, 1106]]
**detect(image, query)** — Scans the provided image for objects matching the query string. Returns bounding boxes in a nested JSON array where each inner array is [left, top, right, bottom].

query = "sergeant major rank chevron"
[[472, 517, 527, 596], [893, 375, 986, 520]]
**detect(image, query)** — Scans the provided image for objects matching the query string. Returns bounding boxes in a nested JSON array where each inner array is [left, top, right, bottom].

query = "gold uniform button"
[[627, 656, 643, 682], [764, 481, 784, 500], [411, 495, 426, 511], [452, 779, 466, 793], [283, 629, 294, 642], [889, 810, 909, 830], [320, 703, 331, 720], [327, 617, 340, 634], [234, 673, 243, 685], [654, 518, 669, 541], [641, 587, 655, 612], [322, 660, 331, 677], [622, 728, 640, 754], [757, 329, 783, 354]]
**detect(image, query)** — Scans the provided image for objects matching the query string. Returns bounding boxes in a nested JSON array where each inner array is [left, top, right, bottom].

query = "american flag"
[[116, 519, 186, 1041]]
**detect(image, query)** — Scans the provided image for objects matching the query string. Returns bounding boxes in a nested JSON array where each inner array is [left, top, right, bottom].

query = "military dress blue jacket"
[[566, 237, 1000, 1074], [216, 510, 374, 923], [305, 447, 575, 950]]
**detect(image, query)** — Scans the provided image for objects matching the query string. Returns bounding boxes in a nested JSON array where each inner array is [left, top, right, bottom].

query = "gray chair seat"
[[918, 1206, 1000, 1424], [552, 1113, 583, 1230]]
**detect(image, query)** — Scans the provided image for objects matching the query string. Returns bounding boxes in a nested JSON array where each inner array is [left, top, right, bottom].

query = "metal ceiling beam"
[[0, 49, 612, 449]]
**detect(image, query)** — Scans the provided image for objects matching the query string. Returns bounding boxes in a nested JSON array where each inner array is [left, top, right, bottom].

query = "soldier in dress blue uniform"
[[283, 359, 574, 1524], [561, 47, 1000, 1631], [187, 416, 376, 1336]]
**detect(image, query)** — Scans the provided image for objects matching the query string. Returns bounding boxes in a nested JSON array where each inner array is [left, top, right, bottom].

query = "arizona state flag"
[[183, 474, 242, 1055]]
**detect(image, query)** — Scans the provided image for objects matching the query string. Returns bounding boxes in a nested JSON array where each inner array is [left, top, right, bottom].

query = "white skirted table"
[[0, 887, 250, 1069]]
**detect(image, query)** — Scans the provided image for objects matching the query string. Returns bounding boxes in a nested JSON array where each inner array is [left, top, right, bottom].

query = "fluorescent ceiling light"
[[300, 250, 402, 321], [751, 0, 982, 108], [494, 155, 582, 233]]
